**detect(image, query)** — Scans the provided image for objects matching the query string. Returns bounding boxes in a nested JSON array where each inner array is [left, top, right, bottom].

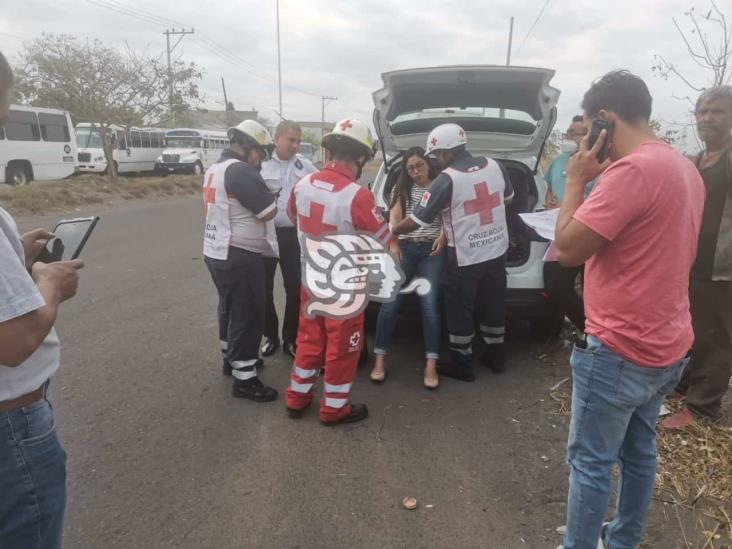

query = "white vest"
[[443, 158, 509, 266], [294, 174, 361, 239], [202, 158, 238, 260], [202, 158, 272, 259]]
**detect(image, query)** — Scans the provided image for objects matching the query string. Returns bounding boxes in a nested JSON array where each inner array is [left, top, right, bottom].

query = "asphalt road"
[[15, 196, 689, 549]]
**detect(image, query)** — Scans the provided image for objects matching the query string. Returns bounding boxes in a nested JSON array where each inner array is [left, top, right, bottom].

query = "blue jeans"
[[0, 398, 67, 549], [564, 336, 687, 549], [374, 240, 444, 359]]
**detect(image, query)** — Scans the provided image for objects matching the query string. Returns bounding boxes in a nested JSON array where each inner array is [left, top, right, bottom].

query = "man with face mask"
[[545, 115, 589, 208], [202, 119, 280, 402], [542, 115, 590, 337]]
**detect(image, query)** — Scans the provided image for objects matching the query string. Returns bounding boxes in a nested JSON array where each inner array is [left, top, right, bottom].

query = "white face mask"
[[560, 141, 578, 154]]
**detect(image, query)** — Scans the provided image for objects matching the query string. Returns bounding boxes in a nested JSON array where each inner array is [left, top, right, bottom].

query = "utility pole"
[[221, 77, 232, 127], [500, 17, 514, 119], [276, 0, 283, 120], [164, 28, 195, 127], [506, 16, 514, 66], [321, 95, 337, 162], [221, 77, 229, 109]]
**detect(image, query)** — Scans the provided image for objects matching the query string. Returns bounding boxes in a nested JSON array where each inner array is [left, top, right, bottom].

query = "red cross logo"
[[298, 202, 337, 235], [430, 137, 438, 147], [339, 119, 353, 131], [464, 182, 502, 226], [203, 173, 216, 212], [458, 129, 465, 138]]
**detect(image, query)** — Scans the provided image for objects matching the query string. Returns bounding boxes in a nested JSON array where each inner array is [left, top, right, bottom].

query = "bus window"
[[140, 131, 151, 148], [130, 131, 141, 148], [6, 110, 41, 141], [117, 131, 127, 150], [150, 133, 159, 148], [38, 113, 71, 142]]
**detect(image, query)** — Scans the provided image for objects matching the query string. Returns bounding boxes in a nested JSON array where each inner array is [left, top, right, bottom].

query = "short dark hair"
[[571, 115, 583, 123], [581, 70, 652, 123], [0, 51, 13, 91], [275, 120, 302, 137]]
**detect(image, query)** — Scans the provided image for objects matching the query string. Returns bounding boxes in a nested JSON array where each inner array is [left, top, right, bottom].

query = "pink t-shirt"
[[574, 141, 705, 367]]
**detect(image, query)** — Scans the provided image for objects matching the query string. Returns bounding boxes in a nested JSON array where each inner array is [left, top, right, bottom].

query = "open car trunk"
[[373, 65, 560, 172], [375, 155, 541, 268]]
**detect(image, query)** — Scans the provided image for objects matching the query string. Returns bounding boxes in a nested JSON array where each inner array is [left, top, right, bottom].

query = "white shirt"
[[261, 152, 317, 228], [0, 208, 61, 401]]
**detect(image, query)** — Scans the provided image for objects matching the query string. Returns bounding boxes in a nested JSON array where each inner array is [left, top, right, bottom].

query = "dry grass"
[[548, 384, 732, 547], [0, 174, 201, 215]]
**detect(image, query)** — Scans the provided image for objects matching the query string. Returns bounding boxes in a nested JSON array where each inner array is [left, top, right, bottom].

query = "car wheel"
[[529, 309, 565, 340], [193, 162, 204, 176], [6, 163, 31, 186]]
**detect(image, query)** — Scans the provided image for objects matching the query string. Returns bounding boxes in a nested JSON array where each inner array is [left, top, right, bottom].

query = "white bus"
[[155, 128, 229, 175], [0, 105, 77, 185], [76, 123, 167, 174]]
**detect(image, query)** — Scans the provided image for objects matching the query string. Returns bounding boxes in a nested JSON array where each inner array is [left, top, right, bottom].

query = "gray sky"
[[0, 0, 725, 147]]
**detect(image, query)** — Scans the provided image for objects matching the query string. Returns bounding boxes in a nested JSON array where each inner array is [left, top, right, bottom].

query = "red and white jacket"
[[288, 161, 391, 246]]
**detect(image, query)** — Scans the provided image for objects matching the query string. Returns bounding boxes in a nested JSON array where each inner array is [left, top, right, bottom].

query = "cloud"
[[0, 0, 719, 148]]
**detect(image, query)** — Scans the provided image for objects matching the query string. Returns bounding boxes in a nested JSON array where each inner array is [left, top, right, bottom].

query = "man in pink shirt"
[[554, 71, 705, 549]]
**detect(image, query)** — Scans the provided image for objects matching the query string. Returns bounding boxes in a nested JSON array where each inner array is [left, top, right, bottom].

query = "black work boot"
[[321, 403, 369, 426], [437, 352, 475, 382], [481, 344, 506, 374], [232, 378, 278, 402]]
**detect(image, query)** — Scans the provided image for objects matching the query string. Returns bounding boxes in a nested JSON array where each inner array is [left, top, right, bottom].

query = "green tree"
[[15, 34, 202, 181]]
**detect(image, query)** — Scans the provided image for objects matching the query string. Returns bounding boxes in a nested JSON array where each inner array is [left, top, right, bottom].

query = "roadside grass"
[[546, 350, 732, 548], [0, 174, 202, 215]]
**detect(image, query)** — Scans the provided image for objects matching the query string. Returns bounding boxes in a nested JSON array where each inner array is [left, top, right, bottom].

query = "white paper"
[[542, 241, 558, 262], [519, 209, 559, 241]]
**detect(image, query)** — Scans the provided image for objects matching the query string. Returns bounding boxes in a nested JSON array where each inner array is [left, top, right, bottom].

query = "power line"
[[83, 0, 320, 99], [517, 0, 551, 54]]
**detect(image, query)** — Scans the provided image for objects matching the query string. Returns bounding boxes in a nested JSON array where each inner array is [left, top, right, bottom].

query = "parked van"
[[155, 128, 229, 175], [0, 105, 76, 185]]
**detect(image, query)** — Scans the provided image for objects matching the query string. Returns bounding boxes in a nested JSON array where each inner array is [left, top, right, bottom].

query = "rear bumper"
[[155, 162, 196, 173]]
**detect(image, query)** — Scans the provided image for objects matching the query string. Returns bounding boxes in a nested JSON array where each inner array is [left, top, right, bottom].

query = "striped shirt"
[[394, 185, 442, 241]]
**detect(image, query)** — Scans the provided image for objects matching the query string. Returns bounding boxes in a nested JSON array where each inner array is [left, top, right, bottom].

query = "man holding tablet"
[[0, 51, 85, 549]]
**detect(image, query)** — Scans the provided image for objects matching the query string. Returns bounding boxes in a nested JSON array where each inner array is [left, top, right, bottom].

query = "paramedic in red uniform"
[[285, 118, 391, 425], [392, 123, 514, 382]]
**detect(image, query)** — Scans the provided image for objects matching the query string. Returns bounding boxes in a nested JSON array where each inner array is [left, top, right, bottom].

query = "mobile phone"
[[37, 216, 100, 263], [588, 119, 614, 163]]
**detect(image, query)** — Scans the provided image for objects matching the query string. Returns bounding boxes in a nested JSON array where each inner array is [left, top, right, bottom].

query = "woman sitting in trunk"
[[370, 147, 446, 389]]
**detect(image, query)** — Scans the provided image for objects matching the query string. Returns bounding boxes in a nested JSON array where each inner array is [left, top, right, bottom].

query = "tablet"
[[39, 216, 100, 262]]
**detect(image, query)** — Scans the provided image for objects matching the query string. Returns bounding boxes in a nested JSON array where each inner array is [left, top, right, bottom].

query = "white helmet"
[[322, 118, 375, 159], [426, 123, 467, 155], [228, 119, 274, 155]]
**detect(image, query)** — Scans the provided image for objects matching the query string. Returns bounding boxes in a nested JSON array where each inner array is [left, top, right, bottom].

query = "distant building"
[[295, 121, 334, 137], [182, 108, 259, 130]]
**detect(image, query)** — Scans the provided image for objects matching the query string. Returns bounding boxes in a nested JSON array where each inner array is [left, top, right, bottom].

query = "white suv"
[[368, 65, 563, 337]]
